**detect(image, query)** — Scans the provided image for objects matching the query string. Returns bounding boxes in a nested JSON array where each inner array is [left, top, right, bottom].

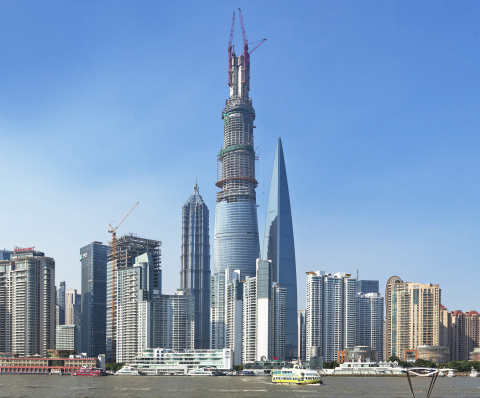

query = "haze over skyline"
[[1, 1, 479, 311]]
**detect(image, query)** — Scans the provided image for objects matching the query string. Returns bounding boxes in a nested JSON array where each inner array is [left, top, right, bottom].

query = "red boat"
[[73, 366, 105, 376]]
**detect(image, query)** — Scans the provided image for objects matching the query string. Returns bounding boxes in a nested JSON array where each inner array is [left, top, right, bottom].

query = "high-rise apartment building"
[[154, 290, 194, 351], [444, 308, 480, 361], [225, 269, 243, 365], [57, 281, 66, 325], [385, 275, 441, 360], [80, 241, 108, 357], [242, 260, 286, 364], [213, 13, 261, 280], [356, 292, 384, 361], [180, 182, 210, 349], [306, 271, 357, 362], [263, 138, 297, 359], [210, 274, 226, 349], [0, 247, 55, 356], [116, 253, 154, 363], [106, 234, 161, 362]]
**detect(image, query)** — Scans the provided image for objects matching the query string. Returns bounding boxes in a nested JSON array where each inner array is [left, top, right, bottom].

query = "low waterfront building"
[[338, 346, 377, 364], [470, 347, 480, 361], [133, 348, 233, 375], [0, 350, 99, 375], [416, 345, 449, 364], [332, 360, 404, 375]]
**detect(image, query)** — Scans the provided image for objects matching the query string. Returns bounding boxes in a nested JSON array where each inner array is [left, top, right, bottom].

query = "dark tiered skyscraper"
[[263, 138, 298, 359], [180, 182, 210, 349]]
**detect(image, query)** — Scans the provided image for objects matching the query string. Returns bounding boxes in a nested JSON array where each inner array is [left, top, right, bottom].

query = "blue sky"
[[1, 1, 479, 311]]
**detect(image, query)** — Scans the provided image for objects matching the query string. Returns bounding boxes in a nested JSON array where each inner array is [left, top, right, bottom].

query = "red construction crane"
[[228, 12, 235, 86], [238, 8, 248, 48]]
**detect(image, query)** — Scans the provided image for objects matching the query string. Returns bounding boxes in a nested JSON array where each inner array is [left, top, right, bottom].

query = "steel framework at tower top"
[[216, 9, 266, 204]]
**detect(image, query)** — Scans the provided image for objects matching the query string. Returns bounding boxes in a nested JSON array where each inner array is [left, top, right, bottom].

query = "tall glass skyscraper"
[[180, 182, 210, 349], [214, 21, 260, 279], [263, 137, 297, 358], [57, 281, 66, 325], [80, 241, 108, 357]]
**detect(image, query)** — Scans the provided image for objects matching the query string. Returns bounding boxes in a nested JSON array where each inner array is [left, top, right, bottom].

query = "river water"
[[0, 374, 479, 398]]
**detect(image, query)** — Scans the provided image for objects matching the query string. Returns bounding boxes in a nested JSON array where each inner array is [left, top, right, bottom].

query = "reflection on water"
[[0, 375, 479, 398]]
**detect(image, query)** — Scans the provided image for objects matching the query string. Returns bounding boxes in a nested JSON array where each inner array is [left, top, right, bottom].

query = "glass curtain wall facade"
[[263, 137, 297, 359], [80, 241, 108, 357], [57, 281, 66, 325], [180, 183, 210, 349]]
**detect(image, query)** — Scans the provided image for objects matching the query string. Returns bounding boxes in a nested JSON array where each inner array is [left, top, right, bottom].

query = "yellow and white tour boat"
[[272, 365, 323, 384]]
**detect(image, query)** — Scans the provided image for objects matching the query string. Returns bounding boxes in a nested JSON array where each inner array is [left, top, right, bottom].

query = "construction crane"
[[108, 201, 139, 361], [228, 11, 235, 86], [249, 38, 267, 55]]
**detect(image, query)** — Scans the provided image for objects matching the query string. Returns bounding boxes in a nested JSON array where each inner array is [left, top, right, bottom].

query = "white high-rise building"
[[116, 253, 154, 363], [356, 292, 384, 361], [154, 290, 194, 351], [306, 271, 357, 362], [225, 269, 243, 365], [242, 260, 286, 363], [0, 248, 55, 356]]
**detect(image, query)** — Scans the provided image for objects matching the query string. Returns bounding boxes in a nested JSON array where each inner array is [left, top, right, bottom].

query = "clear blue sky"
[[1, 1, 479, 311]]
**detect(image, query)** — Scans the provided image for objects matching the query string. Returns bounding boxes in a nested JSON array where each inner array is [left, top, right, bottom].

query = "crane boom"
[[238, 8, 247, 47], [228, 11, 235, 86], [249, 38, 267, 54], [109, 201, 139, 233]]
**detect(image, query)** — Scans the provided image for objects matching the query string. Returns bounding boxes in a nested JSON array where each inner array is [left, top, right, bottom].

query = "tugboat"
[[272, 365, 323, 384], [73, 366, 105, 376]]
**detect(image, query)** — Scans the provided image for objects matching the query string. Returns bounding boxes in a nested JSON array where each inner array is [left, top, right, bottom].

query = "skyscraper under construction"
[[214, 10, 264, 279], [211, 10, 265, 350]]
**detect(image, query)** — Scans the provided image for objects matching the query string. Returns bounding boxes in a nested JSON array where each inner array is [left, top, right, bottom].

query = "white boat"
[[187, 368, 218, 376], [115, 365, 141, 376], [447, 370, 456, 377], [272, 365, 322, 384], [470, 367, 479, 378]]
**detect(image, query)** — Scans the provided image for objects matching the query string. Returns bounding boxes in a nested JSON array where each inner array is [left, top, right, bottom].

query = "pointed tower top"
[[194, 177, 199, 194]]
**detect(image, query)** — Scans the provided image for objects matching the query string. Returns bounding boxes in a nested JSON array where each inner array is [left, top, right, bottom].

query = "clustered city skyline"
[[0, 7, 478, 371]]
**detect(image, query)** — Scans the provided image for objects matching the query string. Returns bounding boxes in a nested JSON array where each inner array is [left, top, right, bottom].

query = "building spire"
[[194, 176, 199, 194]]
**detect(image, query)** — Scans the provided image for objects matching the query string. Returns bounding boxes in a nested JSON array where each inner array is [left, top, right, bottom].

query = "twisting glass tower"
[[181, 182, 210, 349], [214, 9, 264, 279]]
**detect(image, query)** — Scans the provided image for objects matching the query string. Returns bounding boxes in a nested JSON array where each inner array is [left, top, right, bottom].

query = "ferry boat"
[[187, 368, 218, 376], [470, 367, 479, 378], [73, 366, 105, 376], [447, 370, 456, 378], [115, 365, 141, 376], [272, 365, 322, 384]]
